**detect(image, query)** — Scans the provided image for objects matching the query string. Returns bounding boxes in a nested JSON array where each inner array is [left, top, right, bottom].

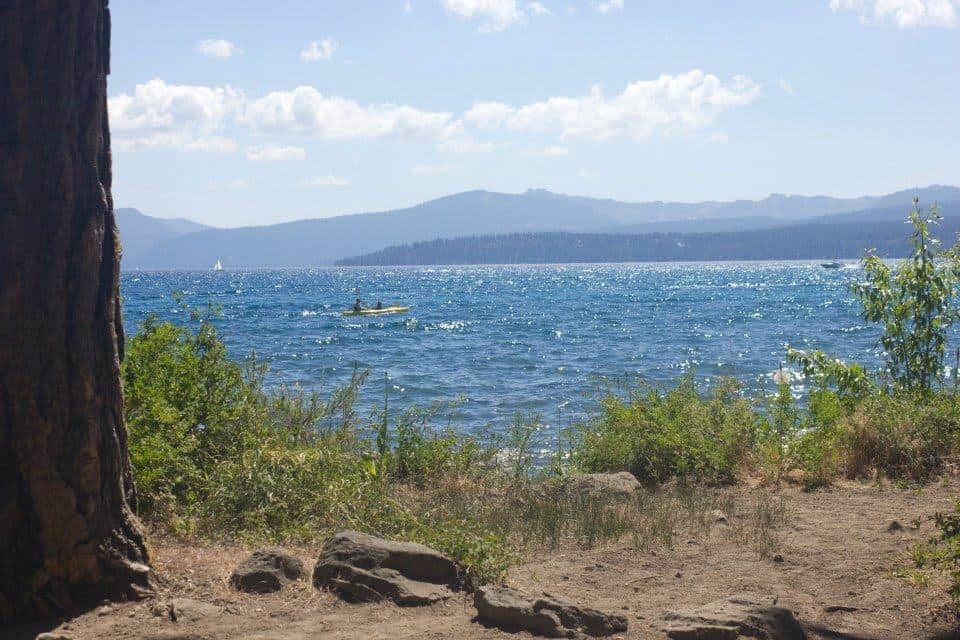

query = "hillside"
[[116, 208, 209, 261], [337, 201, 960, 265], [118, 186, 960, 269]]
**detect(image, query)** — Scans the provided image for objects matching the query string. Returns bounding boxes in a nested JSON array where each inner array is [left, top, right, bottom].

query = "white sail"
[[213, 259, 224, 271]]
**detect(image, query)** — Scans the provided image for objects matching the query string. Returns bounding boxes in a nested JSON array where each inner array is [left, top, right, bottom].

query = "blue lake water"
[[121, 262, 886, 443]]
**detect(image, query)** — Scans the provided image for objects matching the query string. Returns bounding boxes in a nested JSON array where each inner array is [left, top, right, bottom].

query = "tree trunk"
[[0, 0, 153, 623]]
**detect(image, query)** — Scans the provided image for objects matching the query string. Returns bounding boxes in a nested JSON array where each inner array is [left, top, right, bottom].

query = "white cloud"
[[464, 71, 759, 141], [710, 132, 729, 143], [463, 101, 515, 128], [404, 0, 414, 12], [436, 137, 496, 154], [412, 163, 457, 175], [524, 145, 569, 157], [112, 133, 238, 153], [197, 39, 241, 59], [777, 79, 796, 96], [110, 71, 754, 157], [112, 79, 460, 148], [242, 86, 456, 140], [244, 144, 307, 162], [829, 0, 958, 27], [578, 168, 594, 178], [227, 179, 249, 189], [110, 79, 242, 133], [300, 175, 350, 187], [441, 0, 548, 31], [109, 79, 243, 151], [595, 0, 624, 14], [300, 38, 338, 61], [528, 2, 553, 16]]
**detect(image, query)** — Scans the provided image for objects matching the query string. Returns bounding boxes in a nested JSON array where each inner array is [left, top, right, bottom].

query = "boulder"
[[660, 595, 805, 640], [552, 472, 643, 502], [474, 585, 628, 638], [166, 598, 222, 623], [230, 548, 304, 593], [313, 530, 464, 606]]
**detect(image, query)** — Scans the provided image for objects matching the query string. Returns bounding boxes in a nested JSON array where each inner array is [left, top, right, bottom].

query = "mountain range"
[[338, 201, 960, 266], [117, 185, 960, 269]]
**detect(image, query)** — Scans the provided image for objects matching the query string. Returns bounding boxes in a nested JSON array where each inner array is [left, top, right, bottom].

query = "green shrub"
[[856, 200, 960, 392], [771, 387, 960, 485], [572, 376, 756, 484], [840, 392, 960, 480], [122, 312, 512, 584], [757, 383, 802, 480], [911, 499, 960, 601], [780, 202, 960, 487], [390, 403, 495, 484], [789, 389, 844, 488]]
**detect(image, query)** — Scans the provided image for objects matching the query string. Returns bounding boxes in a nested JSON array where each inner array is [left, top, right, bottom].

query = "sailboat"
[[213, 259, 224, 272]]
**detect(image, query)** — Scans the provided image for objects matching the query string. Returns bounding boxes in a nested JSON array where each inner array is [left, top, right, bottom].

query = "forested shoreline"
[[339, 202, 960, 265]]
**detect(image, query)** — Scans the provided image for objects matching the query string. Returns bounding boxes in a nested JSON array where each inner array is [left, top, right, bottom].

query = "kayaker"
[[353, 297, 363, 312]]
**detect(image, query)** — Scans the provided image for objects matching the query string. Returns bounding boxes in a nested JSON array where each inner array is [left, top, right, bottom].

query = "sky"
[[109, 0, 960, 228]]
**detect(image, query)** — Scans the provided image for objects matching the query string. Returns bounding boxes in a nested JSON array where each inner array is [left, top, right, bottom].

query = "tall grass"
[[124, 313, 804, 584]]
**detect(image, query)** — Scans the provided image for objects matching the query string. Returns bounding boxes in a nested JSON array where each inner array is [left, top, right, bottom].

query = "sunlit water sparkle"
[[121, 262, 907, 443]]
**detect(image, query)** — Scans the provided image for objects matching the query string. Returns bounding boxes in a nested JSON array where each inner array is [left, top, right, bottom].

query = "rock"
[[474, 585, 628, 638], [887, 520, 904, 533], [709, 510, 729, 526], [823, 604, 860, 613], [556, 473, 644, 502], [167, 598, 222, 622], [474, 586, 565, 637], [230, 548, 305, 593], [313, 530, 464, 606], [660, 595, 805, 640], [36, 633, 73, 640]]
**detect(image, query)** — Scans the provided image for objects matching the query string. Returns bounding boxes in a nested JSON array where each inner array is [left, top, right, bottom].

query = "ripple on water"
[[120, 263, 927, 436]]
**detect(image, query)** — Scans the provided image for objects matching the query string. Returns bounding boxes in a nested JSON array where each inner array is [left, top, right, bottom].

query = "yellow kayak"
[[341, 306, 410, 317]]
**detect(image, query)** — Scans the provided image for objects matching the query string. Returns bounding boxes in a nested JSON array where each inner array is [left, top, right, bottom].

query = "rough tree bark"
[[0, 0, 153, 623]]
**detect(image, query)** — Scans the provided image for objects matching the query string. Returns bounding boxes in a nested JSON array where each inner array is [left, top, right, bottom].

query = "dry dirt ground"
[[7, 480, 960, 640]]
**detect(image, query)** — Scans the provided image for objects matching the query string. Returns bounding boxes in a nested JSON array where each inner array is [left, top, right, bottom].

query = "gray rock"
[[312, 530, 464, 606], [474, 585, 628, 638], [35, 633, 73, 640], [230, 548, 304, 593], [661, 595, 805, 640], [167, 598, 222, 622], [558, 472, 643, 502]]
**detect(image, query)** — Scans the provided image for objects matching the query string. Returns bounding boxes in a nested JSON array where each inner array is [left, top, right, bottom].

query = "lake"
[[121, 262, 883, 445]]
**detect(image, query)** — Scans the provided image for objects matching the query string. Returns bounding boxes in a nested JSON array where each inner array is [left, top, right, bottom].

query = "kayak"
[[341, 306, 410, 317]]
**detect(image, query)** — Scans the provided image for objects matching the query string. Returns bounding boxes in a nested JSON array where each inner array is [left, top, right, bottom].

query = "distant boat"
[[820, 260, 843, 269], [341, 305, 410, 317], [213, 259, 224, 272]]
